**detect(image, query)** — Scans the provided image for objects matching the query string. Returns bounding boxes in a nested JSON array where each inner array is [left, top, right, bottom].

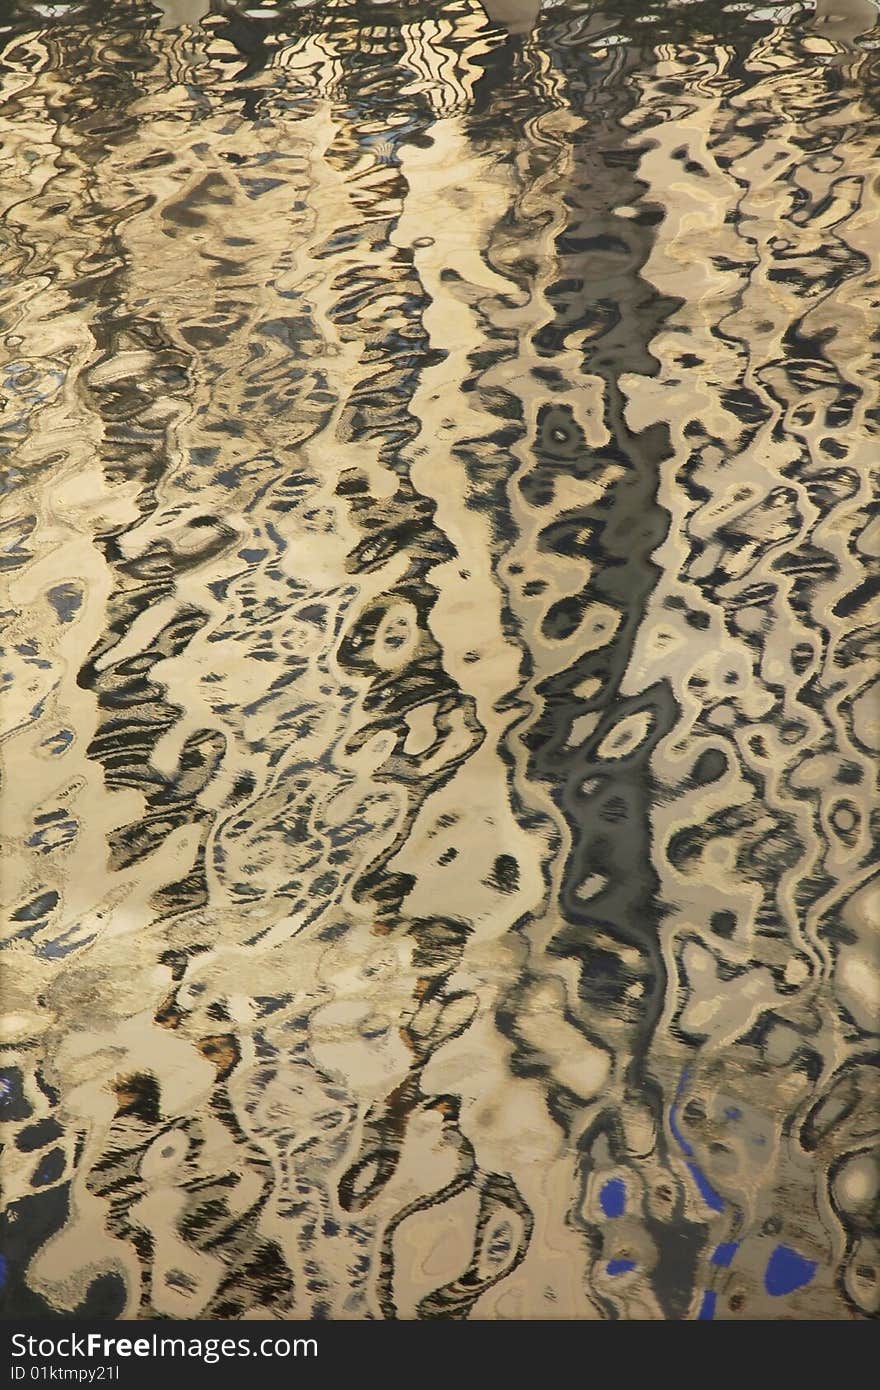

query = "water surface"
[[1, 0, 878, 1321]]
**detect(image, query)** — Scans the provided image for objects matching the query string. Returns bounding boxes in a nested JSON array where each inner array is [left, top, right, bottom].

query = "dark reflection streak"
[[493, 26, 689, 1317]]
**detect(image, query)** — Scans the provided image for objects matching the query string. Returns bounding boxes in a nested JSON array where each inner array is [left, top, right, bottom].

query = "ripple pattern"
[[1, 0, 878, 1321]]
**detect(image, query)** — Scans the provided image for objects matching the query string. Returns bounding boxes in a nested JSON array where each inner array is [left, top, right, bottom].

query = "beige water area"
[[0, 0, 878, 1321]]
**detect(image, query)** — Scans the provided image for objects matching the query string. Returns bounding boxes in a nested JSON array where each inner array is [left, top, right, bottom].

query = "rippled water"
[[1, 0, 878, 1322]]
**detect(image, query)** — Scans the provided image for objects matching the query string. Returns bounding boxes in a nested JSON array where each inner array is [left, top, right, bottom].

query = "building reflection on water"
[[0, 0, 878, 1321]]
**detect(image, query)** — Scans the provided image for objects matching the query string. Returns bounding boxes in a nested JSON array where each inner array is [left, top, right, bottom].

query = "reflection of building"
[[2, 0, 878, 1325]]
